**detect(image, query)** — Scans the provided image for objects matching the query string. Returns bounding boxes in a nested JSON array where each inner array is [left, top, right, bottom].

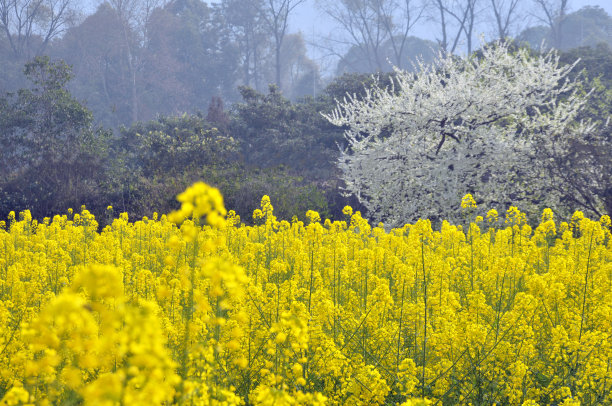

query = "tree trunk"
[[275, 37, 281, 89]]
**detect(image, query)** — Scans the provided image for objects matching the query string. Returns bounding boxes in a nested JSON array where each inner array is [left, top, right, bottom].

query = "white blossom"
[[324, 41, 591, 225]]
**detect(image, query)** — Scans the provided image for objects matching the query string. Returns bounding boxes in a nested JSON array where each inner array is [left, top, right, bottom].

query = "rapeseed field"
[[0, 184, 610, 405]]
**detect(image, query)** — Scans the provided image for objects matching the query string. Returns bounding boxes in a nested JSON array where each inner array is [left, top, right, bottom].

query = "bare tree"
[[428, 0, 468, 54], [223, 0, 269, 91], [106, 0, 168, 45], [258, 0, 306, 89], [317, 0, 425, 73], [488, 0, 522, 39], [0, 0, 76, 57], [317, 0, 388, 72], [374, 0, 426, 68], [105, 0, 169, 123], [531, 0, 570, 49], [452, 0, 479, 54]]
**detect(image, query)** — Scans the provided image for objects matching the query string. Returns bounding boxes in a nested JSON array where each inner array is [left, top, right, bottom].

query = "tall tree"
[[519, 6, 612, 51], [488, 0, 522, 40], [54, 2, 135, 128], [318, 0, 390, 72], [324, 42, 592, 224], [104, 0, 169, 123], [223, 0, 269, 91], [55, 0, 241, 127], [0, 0, 76, 57], [279, 32, 321, 99], [456, 0, 479, 54], [380, 0, 426, 67], [531, 0, 570, 49], [318, 0, 426, 72], [258, 0, 306, 89], [428, 0, 480, 54], [0, 56, 110, 217]]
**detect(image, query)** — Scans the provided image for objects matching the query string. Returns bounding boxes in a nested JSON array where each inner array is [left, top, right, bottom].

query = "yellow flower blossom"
[[0, 187, 610, 405], [461, 193, 477, 210]]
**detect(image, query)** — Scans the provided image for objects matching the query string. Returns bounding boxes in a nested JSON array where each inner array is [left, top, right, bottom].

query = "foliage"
[[324, 41, 595, 226], [518, 6, 612, 52], [0, 184, 610, 405], [336, 37, 438, 75], [52, 2, 138, 128], [119, 112, 238, 177], [547, 44, 612, 217], [142, 0, 242, 115], [101, 110, 333, 222], [201, 164, 331, 223], [322, 72, 398, 103], [0, 56, 111, 219], [536, 125, 612, 219], [13, 0, 319, 129], [232, 84, 344, 178], [102, 163, 332, 226]]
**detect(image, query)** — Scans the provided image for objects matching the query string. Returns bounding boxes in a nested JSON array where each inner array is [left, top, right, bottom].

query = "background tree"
[[519, 6, 612, 51], [258, 0, 306, 90], [381, 0, 427, 67], [119, 113, 237, 179], [540, 43, 612, 217], [318, 0, 404, 72], [488, 0, 523, 40], [538, 124, 611, 218], [111, 103, 335, 221], [428, 0, 482, 54], [104, 0, 165, 123], [207, 95, 230, 133], [0, 56, 111, 218], [278, 32, 321, 99], [231, 84, 342, 176], [530, 0, 570, 49], [451, 0, 480, 54], [230, 83, 362, 218], [53, 3, 132, 128], [317, 0, 432, 73], [141, 0, 240, 116], [0, 0, 76, 58], [324, 41, 592, 225], [322, 71, 397, 101], [335, 36, 438, 74], [53, 0, 242, 128], [223, 0, 269, 91]]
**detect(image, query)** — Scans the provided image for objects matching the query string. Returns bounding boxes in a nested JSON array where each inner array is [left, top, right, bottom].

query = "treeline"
[[1, 41, 611, 225], [1, 0, 611, 224], [0, 0, 323, 130], [2, 1, 611, 131], [0, 56, 392, 223]]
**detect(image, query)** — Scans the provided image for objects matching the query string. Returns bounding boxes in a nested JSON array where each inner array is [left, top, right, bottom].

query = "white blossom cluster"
[[324, 41, 593, 225]]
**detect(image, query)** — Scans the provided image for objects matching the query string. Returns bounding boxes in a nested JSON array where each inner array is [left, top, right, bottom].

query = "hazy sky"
[[82, 1, 612, 35], [289, 0, 612, 32], [289, 0, 612, 69], [82, 0, 612, 68]]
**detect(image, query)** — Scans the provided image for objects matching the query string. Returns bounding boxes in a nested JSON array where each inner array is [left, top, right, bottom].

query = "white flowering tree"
[[324, 41, 594, 225]]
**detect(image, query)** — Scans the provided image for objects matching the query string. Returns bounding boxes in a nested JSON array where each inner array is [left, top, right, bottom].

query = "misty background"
[[1, 0, 611, 224], [2, 0, 612, 129]]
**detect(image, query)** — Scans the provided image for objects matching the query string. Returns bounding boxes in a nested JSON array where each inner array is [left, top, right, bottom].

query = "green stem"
[[421, 236, 428, 398], [578, 229, 595, 343]]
